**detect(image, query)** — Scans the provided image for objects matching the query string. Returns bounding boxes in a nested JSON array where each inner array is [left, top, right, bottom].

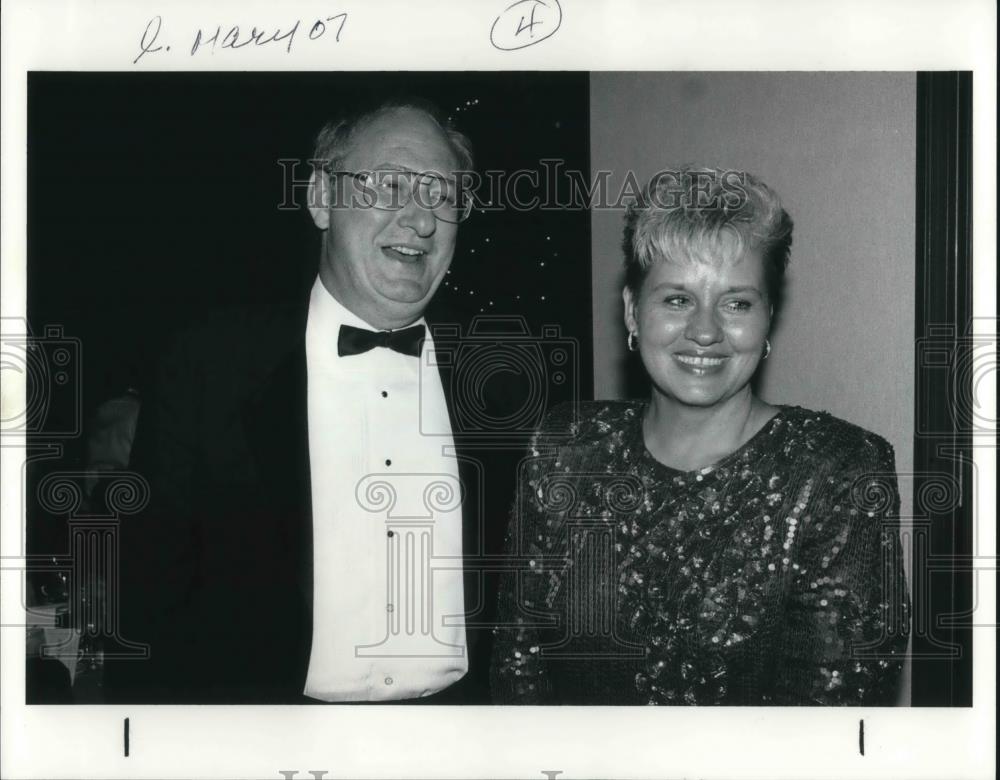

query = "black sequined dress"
[[490, 402, 910, 705]]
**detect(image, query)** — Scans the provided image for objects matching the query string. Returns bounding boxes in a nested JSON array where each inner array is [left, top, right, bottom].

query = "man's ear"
[[308, 169, 330, 230], [623, 286, 638, 334]]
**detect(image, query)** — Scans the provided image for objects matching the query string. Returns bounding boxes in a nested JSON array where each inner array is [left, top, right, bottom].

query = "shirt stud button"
[[384, 677, 393, 685], [381, 390, 388, 398], [387, 530, 394, 538], [385, 458, 392, 467]]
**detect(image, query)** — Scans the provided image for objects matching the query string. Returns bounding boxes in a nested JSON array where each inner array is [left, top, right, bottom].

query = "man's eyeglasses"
[[322, 167, 474, 224]]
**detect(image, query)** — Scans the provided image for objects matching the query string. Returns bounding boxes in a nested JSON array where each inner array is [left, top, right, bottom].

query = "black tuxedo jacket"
[[108, 295, 523, 703]]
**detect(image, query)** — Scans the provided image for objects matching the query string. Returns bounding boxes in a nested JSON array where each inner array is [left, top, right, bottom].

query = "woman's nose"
[[684, 306, 723, 345]]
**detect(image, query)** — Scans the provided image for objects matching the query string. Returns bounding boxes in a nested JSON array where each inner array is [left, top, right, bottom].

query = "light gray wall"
[[590, 72, 915, 703]]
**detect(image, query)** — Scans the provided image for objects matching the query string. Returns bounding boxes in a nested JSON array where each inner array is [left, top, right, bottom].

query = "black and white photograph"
[[1, 2, 995, 779]]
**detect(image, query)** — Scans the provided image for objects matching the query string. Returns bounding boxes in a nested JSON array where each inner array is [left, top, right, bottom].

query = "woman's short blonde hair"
[[623, 166, 793, 309]]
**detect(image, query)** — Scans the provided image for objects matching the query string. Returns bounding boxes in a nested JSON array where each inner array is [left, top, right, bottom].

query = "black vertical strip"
[[583, 71, 594, 405], [124, 717, 130, 757], [859, 719, 865, 756], [912, 72, 974, 706]]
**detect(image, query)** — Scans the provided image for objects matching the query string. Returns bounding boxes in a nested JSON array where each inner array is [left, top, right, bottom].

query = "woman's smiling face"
[[624, 249, 772, 410]]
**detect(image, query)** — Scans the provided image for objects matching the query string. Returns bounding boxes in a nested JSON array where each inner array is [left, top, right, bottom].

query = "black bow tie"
[[337, 323, 426, 358]]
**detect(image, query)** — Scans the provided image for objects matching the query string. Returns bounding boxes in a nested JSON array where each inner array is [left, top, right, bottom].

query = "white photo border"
[[1, 1, 995, 779]]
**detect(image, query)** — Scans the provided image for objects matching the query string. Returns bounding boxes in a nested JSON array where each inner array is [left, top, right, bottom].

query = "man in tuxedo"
[[110, 98, 507, 703]]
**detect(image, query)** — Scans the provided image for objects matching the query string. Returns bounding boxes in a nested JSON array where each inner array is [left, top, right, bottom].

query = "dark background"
[[27, 71, 593, 557]]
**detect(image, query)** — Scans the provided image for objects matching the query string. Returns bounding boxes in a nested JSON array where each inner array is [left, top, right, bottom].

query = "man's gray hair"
[[311, 96, 474, 174]]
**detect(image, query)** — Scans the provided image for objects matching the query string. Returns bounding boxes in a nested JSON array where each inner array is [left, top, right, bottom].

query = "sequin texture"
[[490, 402, 910, 705]]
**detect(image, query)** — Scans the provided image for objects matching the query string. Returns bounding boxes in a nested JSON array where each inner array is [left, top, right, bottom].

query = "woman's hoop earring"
[[763, 339, 772, 360], [627, 331, 639, 352]]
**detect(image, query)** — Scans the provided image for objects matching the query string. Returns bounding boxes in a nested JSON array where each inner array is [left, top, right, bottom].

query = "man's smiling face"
[[311, 107, 461, 330]]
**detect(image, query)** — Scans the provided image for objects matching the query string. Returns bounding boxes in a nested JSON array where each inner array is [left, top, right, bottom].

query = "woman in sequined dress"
[[490, 167, 910, 705]]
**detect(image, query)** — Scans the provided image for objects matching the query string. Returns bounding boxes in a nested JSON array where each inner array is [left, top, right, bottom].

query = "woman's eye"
[[725, 299, 753, 312]]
